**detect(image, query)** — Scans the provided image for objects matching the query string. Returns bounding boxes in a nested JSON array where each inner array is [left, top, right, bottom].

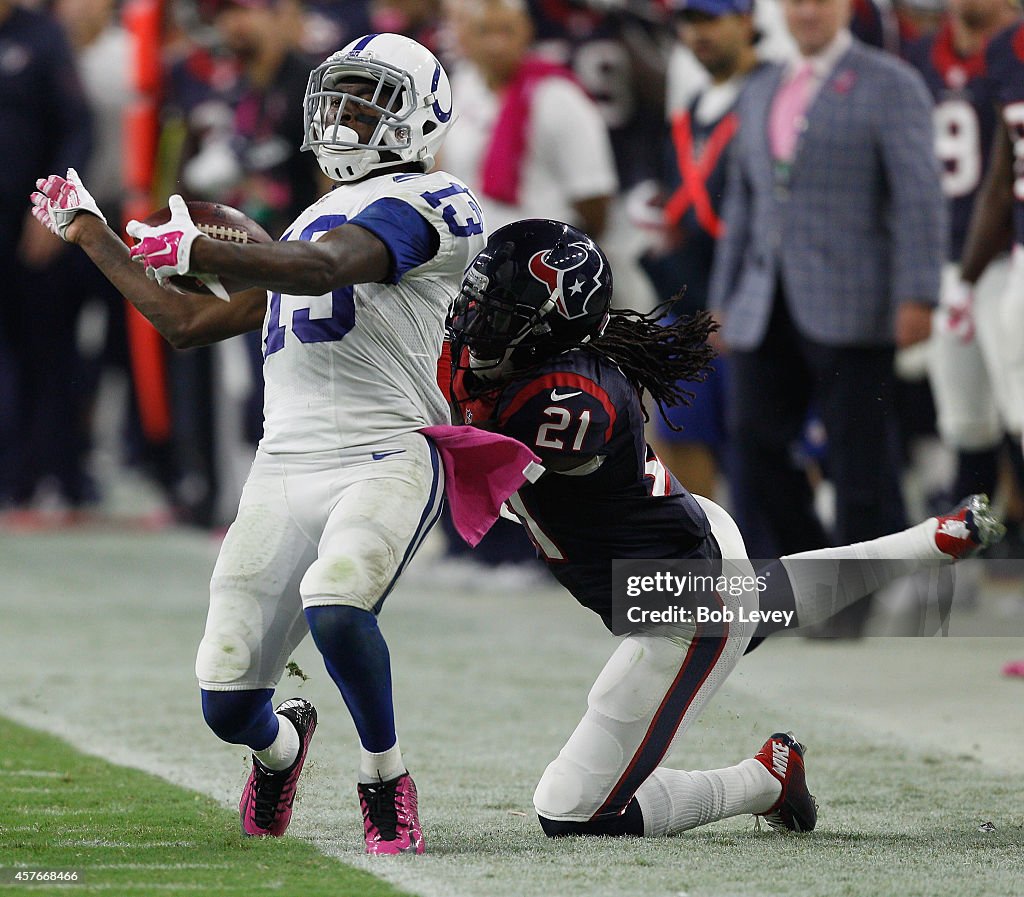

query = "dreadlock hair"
[[585, 299, 718, 431]]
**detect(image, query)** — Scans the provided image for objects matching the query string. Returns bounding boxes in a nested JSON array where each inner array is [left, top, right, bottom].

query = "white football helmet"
[[301, 33, 455, 183]]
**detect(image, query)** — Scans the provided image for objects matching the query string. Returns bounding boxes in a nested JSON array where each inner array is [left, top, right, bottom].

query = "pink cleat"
[[933, 494, 1005, 559], [239, 698, 317, 837], [753, 732, 817, 833], [359, 772, 425, 854]]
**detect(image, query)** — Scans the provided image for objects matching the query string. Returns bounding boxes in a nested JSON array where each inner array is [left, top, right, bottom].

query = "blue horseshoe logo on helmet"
[[430, 62, 453, 123]]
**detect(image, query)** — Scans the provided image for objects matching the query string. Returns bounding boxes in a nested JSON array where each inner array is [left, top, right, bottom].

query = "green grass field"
[[0, 717, 411, 896], [2, 527, 1023, 897]]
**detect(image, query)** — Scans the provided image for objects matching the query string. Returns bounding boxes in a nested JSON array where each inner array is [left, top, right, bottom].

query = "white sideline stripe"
[[87, 864, 232, 871], [57, 840, 197, 848], [1, 852, 224, 868], [26, 807, 120, 816], [50, 885, 213, 892], [9, 769, 64, 777]]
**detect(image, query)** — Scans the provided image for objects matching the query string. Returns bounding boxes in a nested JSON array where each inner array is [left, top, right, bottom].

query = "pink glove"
[[29, 167, 107, 241], [126, 195, 204, 286]]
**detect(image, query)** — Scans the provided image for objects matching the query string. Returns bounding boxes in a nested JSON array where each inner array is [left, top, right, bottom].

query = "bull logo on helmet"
[[527, 241, 605, 319]]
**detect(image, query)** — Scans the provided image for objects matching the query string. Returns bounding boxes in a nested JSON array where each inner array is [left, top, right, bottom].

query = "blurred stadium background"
[[4, 0, 1024, 893]]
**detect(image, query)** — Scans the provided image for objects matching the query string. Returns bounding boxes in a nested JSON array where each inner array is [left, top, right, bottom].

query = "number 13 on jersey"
[[264, 214, 355, 357]]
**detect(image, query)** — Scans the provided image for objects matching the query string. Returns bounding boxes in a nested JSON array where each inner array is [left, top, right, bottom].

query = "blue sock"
[[305, 605, 396, 752], [201, 688, 279, 750]]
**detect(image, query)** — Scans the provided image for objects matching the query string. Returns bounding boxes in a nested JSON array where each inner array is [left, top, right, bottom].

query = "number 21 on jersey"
[[536, 405, 592, 451]]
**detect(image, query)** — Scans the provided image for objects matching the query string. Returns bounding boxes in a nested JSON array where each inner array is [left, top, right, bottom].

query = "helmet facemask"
[[301, 35, 455, 183], [448, 219, 613, 396], [450, 259, 560, 380], [303, 59, 416, 181]]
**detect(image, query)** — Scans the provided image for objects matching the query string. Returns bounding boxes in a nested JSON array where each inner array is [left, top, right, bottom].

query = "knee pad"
[[195, 591, 264, 686], [300, 530, 397, 612], [534, 754, 591, 820], [534, 636, 691, 821]]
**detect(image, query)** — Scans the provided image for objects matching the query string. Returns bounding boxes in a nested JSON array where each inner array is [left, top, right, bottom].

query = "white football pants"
[[533, 496, 757, 822], [929, 257, 1019, 447], [195, 433, 444, 691]]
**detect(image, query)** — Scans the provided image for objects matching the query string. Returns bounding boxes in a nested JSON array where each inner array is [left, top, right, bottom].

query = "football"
[[141, 200, 272, 296]]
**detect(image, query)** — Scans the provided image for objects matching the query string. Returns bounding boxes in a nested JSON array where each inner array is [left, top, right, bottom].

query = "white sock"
[[359, 742, 405, 784], [253, 713, 300, 771], [634, 760, 780, 836], [781, 519, 947, 629]]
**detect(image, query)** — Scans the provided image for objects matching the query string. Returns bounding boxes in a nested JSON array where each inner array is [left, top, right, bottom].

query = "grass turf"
[[0, 716, 413, 897], [2, 528, 1024, 896]]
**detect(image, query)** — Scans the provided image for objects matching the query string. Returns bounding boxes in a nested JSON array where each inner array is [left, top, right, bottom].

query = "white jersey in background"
[[442, 65, 618, 232], [260, 170, 485, 453]]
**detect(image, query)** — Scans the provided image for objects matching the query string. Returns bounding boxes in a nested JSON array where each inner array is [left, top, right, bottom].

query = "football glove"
[[30, 167, 108, 241], [938, 278, 975, 345], [126, 194, 205, 287]]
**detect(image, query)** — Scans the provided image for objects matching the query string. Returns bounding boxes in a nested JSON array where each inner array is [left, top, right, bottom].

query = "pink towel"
[[480, 55, 578, 205], [420, 425, 544, 547]]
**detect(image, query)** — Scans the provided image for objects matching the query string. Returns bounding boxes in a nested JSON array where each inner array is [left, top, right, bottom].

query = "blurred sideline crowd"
[[2, 0, 1024, 629]]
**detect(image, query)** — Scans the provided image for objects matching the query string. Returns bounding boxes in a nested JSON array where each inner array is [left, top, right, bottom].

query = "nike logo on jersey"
[[772, 741, 790, 778], [371, 449, 406, 461], [550, 389, 582, 402]]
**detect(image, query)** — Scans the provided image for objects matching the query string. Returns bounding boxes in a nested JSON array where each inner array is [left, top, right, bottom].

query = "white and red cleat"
[[359, 772, 425, 854], [239, 698, 317, 837], [933, 494, 1005, 559], [754, 732, 817, 833]]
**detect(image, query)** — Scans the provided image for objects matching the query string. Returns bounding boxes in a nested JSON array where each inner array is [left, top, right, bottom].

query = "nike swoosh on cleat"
[[371, 449, 406, 460], [550, 389, 582, 401]]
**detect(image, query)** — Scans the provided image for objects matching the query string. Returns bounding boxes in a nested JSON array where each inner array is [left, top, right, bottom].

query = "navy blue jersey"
[[906, 23, 1000, 258], [527, 0, 664, 189], [987, 21, 1024, 246], [453, 350, 717, 627]]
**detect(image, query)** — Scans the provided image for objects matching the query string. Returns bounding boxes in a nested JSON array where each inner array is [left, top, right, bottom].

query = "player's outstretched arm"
[[31, 172, 265, 349], [187, 219, 393, 295], [76, 217, 266, 349]]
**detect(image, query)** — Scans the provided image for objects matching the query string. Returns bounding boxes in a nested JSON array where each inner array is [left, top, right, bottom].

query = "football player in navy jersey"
[[448, 218, 1004, 838], [907, 0, 1021, 514], [956, 17, 1024, 351]]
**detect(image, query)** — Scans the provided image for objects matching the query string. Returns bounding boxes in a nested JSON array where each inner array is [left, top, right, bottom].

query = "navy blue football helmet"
[[448, 219, 613, 378]]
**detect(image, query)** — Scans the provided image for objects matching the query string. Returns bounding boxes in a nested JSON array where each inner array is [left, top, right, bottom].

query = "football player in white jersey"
[[31, 33, 486, 855]]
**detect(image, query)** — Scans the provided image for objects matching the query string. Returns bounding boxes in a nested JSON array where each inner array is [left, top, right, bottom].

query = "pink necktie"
[[770, 62, 814, 161]]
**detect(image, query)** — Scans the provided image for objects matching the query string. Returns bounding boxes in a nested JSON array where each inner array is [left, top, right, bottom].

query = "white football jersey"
[[443, 66, 617, 232], [259, 170, 485, 453]]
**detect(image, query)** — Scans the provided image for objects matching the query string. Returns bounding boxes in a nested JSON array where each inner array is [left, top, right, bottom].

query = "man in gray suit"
[[708, 0, 945, 633]]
